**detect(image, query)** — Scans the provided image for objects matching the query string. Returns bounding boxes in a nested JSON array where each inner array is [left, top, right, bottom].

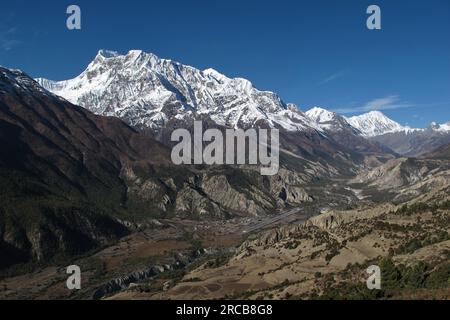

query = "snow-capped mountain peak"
[[37, 50, 319, 132], [306, 107, 337, 123], [345, 111, 450, 137], [202, 68, 228, 82], [96, 49, 120, 59], [306, 107, 359, 133], [429, 121, 450, 133], [345, 111, 408, 137]]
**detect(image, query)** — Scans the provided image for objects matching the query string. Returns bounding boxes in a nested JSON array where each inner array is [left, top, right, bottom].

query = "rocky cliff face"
[[351, 158, 447, 189], [350, 156, 450, 204]]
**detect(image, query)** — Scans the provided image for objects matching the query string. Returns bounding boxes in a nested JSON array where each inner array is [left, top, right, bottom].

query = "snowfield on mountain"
[[37, 50, 320, 132]]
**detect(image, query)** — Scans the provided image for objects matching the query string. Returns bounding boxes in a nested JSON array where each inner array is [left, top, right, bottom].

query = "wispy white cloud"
[[0, 25, 22, 51], [318, 70, 347, 85], [332, 95, 415, 114], [1, 39, 22, 51]]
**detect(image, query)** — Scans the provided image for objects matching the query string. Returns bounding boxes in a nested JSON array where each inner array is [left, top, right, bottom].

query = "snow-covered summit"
[[345, 111, 450, 137], [429, 121, 450, 133], [306, 107, 360, 133], [97, 49, 121, 59], [345, 111, 411, 137], [306, 107, 336, 123], [36, 50, 319, 132]]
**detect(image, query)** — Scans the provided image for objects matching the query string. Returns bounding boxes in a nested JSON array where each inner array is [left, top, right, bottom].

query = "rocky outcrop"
[[175, 185, 223, 218], [92, 249, 209, 299], [200, 175, 267, 216], [352, 158, 450, 191], [124, 166, 315, 219]]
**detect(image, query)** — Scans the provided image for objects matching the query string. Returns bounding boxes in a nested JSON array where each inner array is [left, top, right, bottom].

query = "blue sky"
[[1, 0, 449, 127]]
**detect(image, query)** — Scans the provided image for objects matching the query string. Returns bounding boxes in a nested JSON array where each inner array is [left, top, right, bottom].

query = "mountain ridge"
[[36, 50, 321, 133], [35, 50, 449, 157], [303, 108, 450, 156], [36, 49, 450, 138]]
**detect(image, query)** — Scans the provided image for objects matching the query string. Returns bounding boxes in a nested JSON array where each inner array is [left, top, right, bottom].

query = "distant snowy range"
[[37, 49, 450, 157]]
